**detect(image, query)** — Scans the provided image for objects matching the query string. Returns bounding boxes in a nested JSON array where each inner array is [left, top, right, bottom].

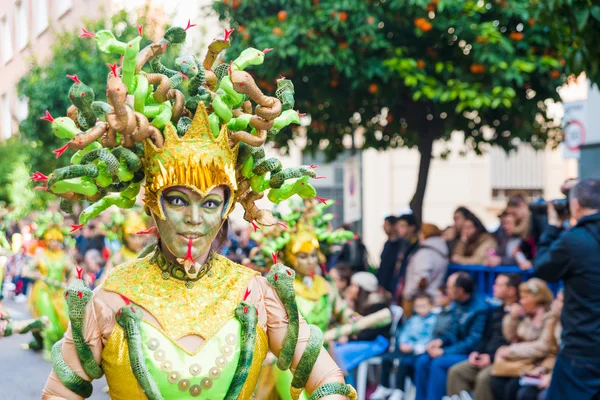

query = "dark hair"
[[454, 206, 471, 218], [384, 215, 399, 225], [454, 272, 475, 295], [331, 263, 352, 287], [414, 292, 433, 304], [501, 273, 522, 293], [507, 194, 527, 208], [438, 283, 447, 295], [354, 287, 371, 316], [398, 213, 418, 227], [570, 179, 600, 210], [211, 220, 229, 252], [462, 211, 489, 256]]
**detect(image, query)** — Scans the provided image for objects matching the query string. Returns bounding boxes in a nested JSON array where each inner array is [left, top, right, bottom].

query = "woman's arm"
[[505, 314, 554, 360], [453, 236, 497, 265], [249, 277, 347, 399], [502, 312, 520, 342], [42, 290, 114, 399]]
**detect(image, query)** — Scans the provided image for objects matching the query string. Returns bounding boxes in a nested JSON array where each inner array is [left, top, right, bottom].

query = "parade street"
[[0, 300, 107, 400]]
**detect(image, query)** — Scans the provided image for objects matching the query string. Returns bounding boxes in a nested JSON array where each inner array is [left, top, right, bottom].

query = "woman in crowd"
[[444, 206, 471, 254], [489, 278, 555, 400], [515, 290, 563, 400], [402, 223, 449, 317], [333, 272, 392, 385], [451, 212, 497, 265], [486, 212, 522, 267], [330, 263, 353, 300]]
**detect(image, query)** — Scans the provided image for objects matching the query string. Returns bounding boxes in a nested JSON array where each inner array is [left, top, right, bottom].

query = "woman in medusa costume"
[[36, 21, 355, 400], [251, 199, 357, 400], [23, 225, 73, 358], [112, 210, 152, 264]]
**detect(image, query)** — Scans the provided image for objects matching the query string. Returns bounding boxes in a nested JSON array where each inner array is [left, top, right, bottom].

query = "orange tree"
[[215, 0, 566, 222], [541, 0, 600, 83]]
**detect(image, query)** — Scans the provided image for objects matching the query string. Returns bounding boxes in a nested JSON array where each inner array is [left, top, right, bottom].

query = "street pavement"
[[0, 299, 108, 400]]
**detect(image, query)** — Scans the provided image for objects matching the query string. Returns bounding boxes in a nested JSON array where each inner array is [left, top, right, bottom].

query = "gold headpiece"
[[43, 226, 64, 242], [283, 219, 322, 268], [143, 104, 239, 220]]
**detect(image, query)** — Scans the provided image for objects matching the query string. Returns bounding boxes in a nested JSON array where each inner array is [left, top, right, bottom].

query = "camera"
[[529, 191, 570, 217]]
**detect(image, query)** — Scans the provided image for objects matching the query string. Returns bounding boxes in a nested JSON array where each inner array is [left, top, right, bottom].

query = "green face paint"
[[155, 186, 226, 263]]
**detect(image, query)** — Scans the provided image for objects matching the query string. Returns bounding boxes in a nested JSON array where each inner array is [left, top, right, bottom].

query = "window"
[[16, 0, 28, 50], [1, 15, 13, 63], [16, 97, 28, 122], [1, 93, 12, 139], [490, 145, 544, 202], [56, 0, 73, 18], [35, 0, 49, 36]]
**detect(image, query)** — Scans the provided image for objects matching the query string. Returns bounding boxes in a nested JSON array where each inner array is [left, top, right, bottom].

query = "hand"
[[451, 254, 461, 263], [538, 373, 552, 389], [496, 347, 510, 359], [476, 353, 491, 368], [468, 352, 480, 366], [547, 202, 561, 228], [427, 339, 443, 351], [528, 366, 547, 378], [399, 344, 413, 354], [337, 336, 349, 344], [510, 303, 524, 319], [518, 259, 533, 271], [428, 346, 444, 358], [486, 255, 501, 267]]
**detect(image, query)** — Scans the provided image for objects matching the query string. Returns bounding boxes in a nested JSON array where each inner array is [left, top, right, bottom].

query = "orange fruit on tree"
[[223, 0, 229, 4], [243, 32, 250, 39], [312, 0, 319, 5], [560, 58, 566, 66], [509, 32, 524, 41], [330, 80, 339, 88], [475, 36, 488, 43], [528, 18, 535, 26], [417, 59, 426, 69], [368, 83, 379, 94], [231, 0, 240, 9], [278, 10, 288, 22], [367, 16, 375, 24], [273, 27, 283, 37], [338, 11, 348, 22], [550, 70, 560, 79], [470, 64, 485, 74], [237, 25, 246, 32], [339, 42, 349, 50]]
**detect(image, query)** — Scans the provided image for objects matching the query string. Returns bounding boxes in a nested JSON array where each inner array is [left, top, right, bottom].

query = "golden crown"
[[143, 103, 239, 220]]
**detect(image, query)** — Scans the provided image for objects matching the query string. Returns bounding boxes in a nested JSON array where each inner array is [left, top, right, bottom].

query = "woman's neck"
[[159, 240, 210, 267]]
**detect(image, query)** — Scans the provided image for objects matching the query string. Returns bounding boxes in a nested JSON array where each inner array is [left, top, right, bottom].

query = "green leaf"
[[592, 6, 600, 21], [492, 98, 502, 108], [575, 7, 590, 31], [435, 62, 444, 74]]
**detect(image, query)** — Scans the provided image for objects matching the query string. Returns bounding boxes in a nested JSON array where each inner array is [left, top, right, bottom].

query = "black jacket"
[[351, 303, 391, 342], [476, 304, 508, 361], [431, 307, 453, 338], [377, 239, 402, 292], [534, 212, 600, 359]]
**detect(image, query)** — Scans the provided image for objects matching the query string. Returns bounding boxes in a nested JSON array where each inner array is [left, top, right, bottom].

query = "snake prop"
[[35, 20, 323, 234], [225, 301, 258, 400]]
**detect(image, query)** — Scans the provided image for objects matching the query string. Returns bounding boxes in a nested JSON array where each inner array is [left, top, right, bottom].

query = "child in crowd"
[[432, 284, 453, 338], [372, 294, 438, 400]]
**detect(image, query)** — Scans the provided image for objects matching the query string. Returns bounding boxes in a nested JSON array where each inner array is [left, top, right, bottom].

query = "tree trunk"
[[409, 131, 435, 225]]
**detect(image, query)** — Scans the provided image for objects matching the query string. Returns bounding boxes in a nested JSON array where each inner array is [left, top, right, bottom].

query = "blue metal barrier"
[[447, 264, 562, 297]]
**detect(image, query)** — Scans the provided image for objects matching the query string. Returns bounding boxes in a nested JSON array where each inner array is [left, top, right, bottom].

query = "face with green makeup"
[[153, 186, 228, 266]]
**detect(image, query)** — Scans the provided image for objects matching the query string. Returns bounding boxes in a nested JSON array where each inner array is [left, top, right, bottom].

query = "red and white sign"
[[562, 100, 587, 159]]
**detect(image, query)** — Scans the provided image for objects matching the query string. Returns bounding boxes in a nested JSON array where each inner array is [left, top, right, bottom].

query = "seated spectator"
[[514, 290, 563, 400], [444, 206, 471, 254], [432, 284, 453, 338], [337, 224, 369, 272], [451, 212, 497, 265], [372, 294, 438, 400], [392, 214, 420, 300], [447, 273, 521, 399], [333, 272, 392, 385], [490, 278, 555, 400], [402, 223, 448, 317], [329, 263, 352, 299], [486, 212, 522, 267], [415, 272, 488, 400], [377, 216, 402, 293]]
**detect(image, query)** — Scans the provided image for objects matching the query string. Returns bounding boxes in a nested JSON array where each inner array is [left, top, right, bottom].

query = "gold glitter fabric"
[[143, 104, 239, 220], [101, 320, 268, 400], [103, 252, 258, 341], [293, 275, 329, 301]]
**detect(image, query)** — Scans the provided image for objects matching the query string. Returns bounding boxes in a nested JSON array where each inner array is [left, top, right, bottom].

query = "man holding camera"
[[534, 179, 600, 400]]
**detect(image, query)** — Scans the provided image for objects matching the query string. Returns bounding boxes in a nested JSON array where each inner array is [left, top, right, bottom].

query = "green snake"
[[291, 325, 323, 392], [64, 276, 104, 379], [51, 340, 94, 398], [276, 79, 295, 112], [225, 301, 258, 400], [267, 264, 299, 371], [116, 304, 164, 400], [175, 55, 211, 113], [308, 382, 357, 400], [67, 76, 113, 130]]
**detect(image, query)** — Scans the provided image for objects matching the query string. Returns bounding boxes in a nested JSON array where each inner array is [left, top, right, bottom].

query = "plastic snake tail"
[[291, 325, 324, 397], [225, 301, 258, 400], [52, 340, 94, 398], [266, 263, 299, 371], [116, 305, 164, 400], [65, 278, 104, 379], [308, 382, 357, 400]]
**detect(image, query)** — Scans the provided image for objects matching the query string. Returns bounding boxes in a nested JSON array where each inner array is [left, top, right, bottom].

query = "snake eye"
[[130, 307, 135, 313], [65, 291, 69, 297], [77, 291, 83, 299], [243, 306, 249, 314]]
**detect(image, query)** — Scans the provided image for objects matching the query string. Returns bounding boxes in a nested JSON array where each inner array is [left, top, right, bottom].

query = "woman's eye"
[[166, 196, 187, 207], [203, 199, 222, 209]]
